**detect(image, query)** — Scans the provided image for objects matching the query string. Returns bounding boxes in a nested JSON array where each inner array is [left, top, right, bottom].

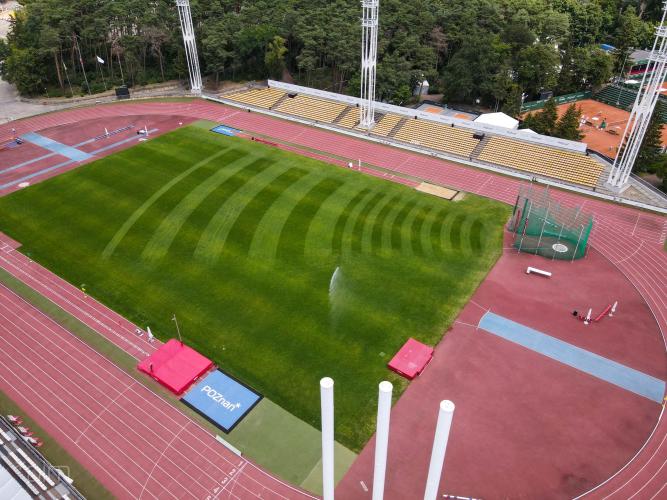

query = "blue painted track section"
[[21, 132, 92, 162], [478, 312, 665, 403], [2, 129, 157, 190]]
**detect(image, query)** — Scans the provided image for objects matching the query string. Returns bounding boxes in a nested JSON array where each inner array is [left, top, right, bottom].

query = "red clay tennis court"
[[137, 338, 213, 395], [524, 98, 667, 156]]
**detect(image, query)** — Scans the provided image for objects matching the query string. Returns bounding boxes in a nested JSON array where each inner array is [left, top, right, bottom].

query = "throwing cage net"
[[508, 185, 593, 261]]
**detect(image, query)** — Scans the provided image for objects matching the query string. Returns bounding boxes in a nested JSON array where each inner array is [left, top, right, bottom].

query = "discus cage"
[[508, 185, 593, 261]]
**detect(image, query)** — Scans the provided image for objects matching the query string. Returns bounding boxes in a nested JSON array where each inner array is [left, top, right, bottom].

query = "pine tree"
[[555, 104, 583, 140], [537, 98, 558, 136], [634, 102, 665, 172], [520, 111, 543, 133]]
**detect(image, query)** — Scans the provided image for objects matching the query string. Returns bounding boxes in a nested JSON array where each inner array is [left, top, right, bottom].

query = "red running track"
[[0, 232, 155, 360], [0, 100, 665, 497], [0, 283, 316, 500]]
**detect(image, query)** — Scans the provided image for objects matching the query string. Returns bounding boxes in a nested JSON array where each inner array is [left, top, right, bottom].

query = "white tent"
[[473, 112, 519, 130], [413, 80, 430, 96]]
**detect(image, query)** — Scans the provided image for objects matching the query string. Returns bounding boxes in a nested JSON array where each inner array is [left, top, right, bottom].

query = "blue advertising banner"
[[182, 370, 262, 433]]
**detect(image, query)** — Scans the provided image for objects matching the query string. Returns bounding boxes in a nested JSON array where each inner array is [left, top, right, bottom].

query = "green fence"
[[521, 91, 592, 112], [508, 185, 593, 260]]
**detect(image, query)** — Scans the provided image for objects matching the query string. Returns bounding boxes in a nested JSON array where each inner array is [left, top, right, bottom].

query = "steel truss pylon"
[[608, 2, 667, 189], [360, 0, 379, 130], [176, 0, 202, 95]]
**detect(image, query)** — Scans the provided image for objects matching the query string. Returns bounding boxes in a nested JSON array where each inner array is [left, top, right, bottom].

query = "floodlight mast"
[[176, 0, 202, 95], [608, 1, 667, 189], [360, 0, 379, 130]]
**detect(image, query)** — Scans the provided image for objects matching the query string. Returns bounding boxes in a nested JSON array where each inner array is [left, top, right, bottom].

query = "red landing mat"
[[137, 339, 213, 395], [388, 338, 434, 379]]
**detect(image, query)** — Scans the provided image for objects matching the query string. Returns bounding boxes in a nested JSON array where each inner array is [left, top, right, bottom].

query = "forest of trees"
[[0, 0, 663, 112]]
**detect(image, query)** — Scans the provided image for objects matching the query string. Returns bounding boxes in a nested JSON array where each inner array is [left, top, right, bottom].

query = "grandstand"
[[0, 416, 83, 499], [478, 137, 604, 188], [224, 87, 286, 109], [274, 94, 349, 123], [224, 83, 608, 190], [370, 113, 404, 136], [334, 107, 360, 128], [393, 118, 479, 157]]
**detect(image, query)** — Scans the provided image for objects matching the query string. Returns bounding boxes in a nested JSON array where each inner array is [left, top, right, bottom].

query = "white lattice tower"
[[360, 0, 379, 129], [176, 0, 202, 95], [608, 2, 667, 188]]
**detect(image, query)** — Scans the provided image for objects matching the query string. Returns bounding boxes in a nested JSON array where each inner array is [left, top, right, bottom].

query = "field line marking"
[[102, 148, 231, 259], [138, 421, 190, 500], [75, 382, 135, 444]]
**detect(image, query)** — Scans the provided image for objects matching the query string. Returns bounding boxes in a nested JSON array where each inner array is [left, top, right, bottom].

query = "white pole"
[[372, 381, 393, 500], [424, 400, 455, 500], [320, 377, 335, 500], [584, 308, 592, 325], [610, 301, 618, 316], [176, 0, 202, 95], [608, 3, 667, 188], [360, 0, 379, 129]]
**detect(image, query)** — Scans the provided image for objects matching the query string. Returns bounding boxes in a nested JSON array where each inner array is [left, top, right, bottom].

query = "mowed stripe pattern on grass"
[[0, 122, 509, 450]]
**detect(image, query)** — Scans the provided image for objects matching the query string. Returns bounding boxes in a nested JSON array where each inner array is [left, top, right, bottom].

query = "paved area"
[[0, 79, 64, 125]]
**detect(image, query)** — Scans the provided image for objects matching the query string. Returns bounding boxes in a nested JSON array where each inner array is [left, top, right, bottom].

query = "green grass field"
[[0, 121, 509, 450]]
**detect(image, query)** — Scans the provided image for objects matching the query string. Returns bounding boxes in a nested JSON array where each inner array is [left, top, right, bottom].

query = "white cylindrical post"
[[320, 377, 335, 500], [585, 308, 592, 325], [423, 400, 455, 500], [372, 381, 393, 500], [610, 301, 618, 316]]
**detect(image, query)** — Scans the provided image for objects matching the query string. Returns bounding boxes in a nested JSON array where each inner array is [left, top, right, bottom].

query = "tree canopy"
[[0, 0, 661, 108]]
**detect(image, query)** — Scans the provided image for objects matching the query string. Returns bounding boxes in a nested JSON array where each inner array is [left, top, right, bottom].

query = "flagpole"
[[74, 34, 91, 95], [96, 58, 107, 91], [117, 52, 125, 85], [62, 59, 74, 97]]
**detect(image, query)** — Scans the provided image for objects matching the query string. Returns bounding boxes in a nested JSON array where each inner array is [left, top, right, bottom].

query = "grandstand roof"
[[473, 112, 519, 130], [0, 467, 31, 500], [266, 80, 588, 152]]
